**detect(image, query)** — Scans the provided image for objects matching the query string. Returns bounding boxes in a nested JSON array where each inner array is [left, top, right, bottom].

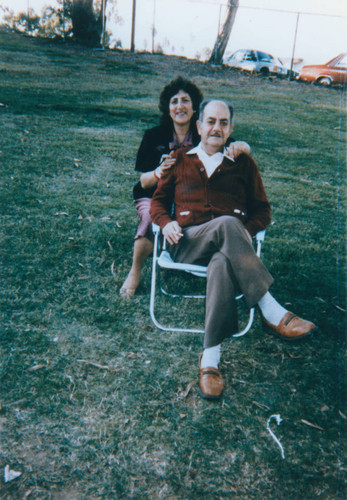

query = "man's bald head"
[[199, 99, 233, 123], [197, 100, 234, 155]]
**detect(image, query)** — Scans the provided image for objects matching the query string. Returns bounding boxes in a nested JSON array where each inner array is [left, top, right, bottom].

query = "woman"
[[120, 76, 250, 297]]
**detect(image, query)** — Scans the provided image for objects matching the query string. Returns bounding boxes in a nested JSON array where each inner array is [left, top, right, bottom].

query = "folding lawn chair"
[[149, 223, 266, 337]]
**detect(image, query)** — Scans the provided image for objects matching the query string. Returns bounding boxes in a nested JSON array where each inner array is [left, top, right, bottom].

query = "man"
[[150, 99, 317, 400]]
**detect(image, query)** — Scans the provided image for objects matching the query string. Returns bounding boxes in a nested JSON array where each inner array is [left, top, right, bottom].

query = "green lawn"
[[0, 28, 346, 499]]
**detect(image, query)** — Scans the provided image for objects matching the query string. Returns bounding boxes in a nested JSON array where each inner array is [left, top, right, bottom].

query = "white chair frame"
[[149, 223, 266, 337]]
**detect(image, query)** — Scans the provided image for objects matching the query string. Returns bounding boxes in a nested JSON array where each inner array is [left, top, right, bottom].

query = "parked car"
[[223, 49, 288, 76], [299, 53, 347, 86]]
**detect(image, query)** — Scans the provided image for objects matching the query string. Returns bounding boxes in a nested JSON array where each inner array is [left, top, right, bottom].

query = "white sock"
[[200, 344, 221, 369], [258, 292, 288, 326]]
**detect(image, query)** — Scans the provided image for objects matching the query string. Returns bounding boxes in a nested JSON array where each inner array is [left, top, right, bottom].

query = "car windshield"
[[230, 50, 245, 62], [244, 51, 257, 61], [258, 51, 274, 62], [334, 55, 347, 68]]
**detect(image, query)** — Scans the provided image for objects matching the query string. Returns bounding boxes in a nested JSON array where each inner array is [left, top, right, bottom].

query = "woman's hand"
[[162, 221, 183, 245], [140, 152, 176, 189], [226, 141, 251, 160], [155, 152, 176, 179]]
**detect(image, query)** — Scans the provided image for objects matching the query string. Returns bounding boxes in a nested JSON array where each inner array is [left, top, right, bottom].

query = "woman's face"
[[169, 90, 194, 127]]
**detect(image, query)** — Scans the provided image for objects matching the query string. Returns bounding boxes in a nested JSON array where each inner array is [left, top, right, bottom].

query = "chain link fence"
[[1, 0, 345, 67]]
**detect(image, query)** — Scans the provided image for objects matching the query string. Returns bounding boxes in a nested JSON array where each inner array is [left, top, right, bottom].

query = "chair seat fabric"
[[158, 250, 207, 277]]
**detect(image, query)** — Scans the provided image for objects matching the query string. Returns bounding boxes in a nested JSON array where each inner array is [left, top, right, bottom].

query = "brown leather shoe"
[[199, 355, 224, 400], [262, 311, 318, 340]]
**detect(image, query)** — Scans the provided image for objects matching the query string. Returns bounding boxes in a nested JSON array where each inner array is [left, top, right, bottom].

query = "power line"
[[174, 0, 346, 18], [11, 0, 347, 19]]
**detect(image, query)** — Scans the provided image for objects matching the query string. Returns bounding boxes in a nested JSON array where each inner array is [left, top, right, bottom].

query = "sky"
[[1, 0, 346, 64]]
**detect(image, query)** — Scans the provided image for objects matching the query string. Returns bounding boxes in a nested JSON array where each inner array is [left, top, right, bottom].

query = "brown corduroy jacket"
[[150, 148, 271, 236]]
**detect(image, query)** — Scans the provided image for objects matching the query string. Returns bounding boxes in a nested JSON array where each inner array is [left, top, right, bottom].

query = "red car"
[[299, 53, 347, 86]]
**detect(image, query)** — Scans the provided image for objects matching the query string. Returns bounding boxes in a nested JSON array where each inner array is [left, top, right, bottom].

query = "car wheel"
[[316, 76, 332, 86], [260, 67, 270, 76]]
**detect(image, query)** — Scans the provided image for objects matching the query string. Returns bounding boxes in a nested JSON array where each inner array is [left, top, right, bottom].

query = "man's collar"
[[186, 145, 200, 155], [187, 142, 235, 162]]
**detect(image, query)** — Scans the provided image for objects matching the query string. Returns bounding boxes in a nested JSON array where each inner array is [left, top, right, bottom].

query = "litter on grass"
[[300, 419, 324, 431], [77, 359, 110, 370], [111, 261, 116, 277], [267, 414, 285, 459], [4, 465, 22, 483]]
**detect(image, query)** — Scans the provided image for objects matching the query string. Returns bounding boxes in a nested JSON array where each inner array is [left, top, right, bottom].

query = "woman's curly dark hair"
[[158, 76, 204, 129]]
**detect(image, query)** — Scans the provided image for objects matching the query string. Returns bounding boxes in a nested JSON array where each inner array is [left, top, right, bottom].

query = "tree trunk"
[[209, 0, 239, 64], [71, 0, 105, 46]]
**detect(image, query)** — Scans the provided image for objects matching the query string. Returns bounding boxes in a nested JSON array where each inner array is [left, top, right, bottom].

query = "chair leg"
[[150, 255, 254, 336], [150, 274, 205, 333], [150, 237, 205, 333], [232, 307, 255, 338], [150, 226, 264, 336]]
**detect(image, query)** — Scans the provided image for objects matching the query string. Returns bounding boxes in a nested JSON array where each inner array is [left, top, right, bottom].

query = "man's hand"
[[162, 221, 183, 245], [226, 141, 251, 160]]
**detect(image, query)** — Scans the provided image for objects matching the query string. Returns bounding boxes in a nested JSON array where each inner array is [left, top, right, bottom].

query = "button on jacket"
[[150, 147, 271, 236]]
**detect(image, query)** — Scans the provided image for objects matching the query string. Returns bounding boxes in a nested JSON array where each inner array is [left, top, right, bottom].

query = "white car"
[[224, 49, 288, 76]]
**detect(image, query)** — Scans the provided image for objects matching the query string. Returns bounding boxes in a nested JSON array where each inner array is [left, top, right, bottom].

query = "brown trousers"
[[169, 216, 274, 348]]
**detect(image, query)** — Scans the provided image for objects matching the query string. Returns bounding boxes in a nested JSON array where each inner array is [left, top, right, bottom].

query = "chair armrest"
[[255, 230, 266, 243], [154, 223, 265, 243]]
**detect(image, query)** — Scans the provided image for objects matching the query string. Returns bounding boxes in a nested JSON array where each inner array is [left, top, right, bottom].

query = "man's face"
[[197, 101, 233, 155]]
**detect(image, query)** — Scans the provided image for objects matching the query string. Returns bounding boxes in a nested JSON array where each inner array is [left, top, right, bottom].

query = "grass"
[[0, 28, 346, 499]]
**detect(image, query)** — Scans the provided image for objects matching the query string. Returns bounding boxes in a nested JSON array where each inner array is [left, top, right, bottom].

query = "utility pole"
[[62, 0, 66, 40], [152, 0, 156, 53], [289, 12, 300, 80], [101, 0, 106, 49], [131, 0, 136, 52], [27, 0, 30, 33]]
